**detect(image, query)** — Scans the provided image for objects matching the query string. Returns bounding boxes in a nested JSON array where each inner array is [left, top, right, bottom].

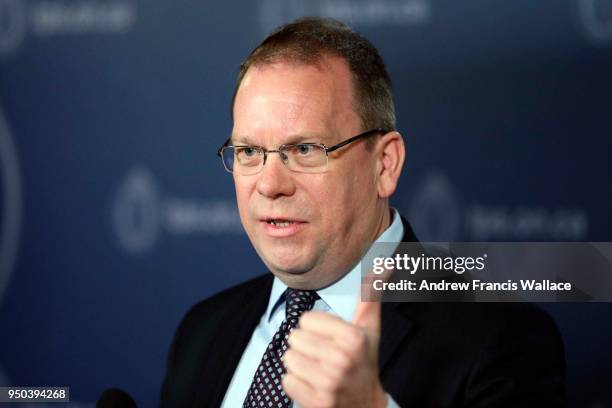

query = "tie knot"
[[285, 289, 317, 323]]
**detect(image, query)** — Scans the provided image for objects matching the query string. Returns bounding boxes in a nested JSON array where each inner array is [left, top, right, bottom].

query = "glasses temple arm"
[[216, 138, 232, 157], [325, 128, 388, 153]]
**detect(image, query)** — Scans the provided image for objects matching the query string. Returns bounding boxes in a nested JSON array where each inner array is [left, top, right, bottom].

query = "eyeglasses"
[[217, 128, 388, 175]]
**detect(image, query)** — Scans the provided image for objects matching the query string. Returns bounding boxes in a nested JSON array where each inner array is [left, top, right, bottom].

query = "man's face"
[[232, 56, 388, 289]]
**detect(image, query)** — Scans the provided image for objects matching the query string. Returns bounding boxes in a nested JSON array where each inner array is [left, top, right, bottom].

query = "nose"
[[256, 151, 296, 199]]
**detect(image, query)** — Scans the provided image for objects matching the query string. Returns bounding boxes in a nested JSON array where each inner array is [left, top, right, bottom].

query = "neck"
[[370, 204, 392, 243]]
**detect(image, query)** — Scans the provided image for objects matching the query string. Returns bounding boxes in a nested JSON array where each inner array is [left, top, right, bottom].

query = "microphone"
[[96, 388, 137, 408]]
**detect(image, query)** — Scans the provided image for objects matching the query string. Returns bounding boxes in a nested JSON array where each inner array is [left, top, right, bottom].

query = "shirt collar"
[[265, 208, 404, 322]]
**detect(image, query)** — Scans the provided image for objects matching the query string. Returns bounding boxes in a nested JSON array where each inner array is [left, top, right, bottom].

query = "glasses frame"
[[216, 128, 389, 174]]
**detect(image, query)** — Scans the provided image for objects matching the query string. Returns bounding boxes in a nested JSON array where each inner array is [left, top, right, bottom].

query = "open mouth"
[[265, 219, 297, 227], [261, 217, 305, 237]]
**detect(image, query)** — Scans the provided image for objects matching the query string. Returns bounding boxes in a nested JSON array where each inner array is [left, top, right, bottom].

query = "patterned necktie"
[[243, 288, 317, 408]]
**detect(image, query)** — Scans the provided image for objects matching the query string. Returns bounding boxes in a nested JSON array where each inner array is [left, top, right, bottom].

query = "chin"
[[266, 258, 311, 276], [260, 251, 312, 275], [270, 268, 322, 290], [256, 241, 307, 267]]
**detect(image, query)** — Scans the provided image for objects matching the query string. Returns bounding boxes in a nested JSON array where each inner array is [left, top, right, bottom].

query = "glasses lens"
[[220, 147, 235, 173], [282, 144, 327, 173], [222, 146, 264, 175]]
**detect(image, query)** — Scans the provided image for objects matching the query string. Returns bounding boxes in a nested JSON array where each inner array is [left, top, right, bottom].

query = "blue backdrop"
[[1, 0, 611, 406]]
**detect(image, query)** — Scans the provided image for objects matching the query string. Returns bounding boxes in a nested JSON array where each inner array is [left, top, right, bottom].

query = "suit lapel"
[[378, 216, 419, 373], [197, 274, 274, 407], [379, 302, 415, 373]]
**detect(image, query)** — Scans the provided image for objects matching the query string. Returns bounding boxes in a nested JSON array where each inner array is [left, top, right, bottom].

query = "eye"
[[241, 147, 257, 157], [295, 144, 315, 155], [235, 147, 262, 165]]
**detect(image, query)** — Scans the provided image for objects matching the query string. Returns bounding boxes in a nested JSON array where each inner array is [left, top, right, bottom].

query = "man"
[[160, 17, 565, 407]]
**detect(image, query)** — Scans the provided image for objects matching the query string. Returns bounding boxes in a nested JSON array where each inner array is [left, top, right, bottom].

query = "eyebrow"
[[230, 135, 257, 146], [231, 133, 331, 147]]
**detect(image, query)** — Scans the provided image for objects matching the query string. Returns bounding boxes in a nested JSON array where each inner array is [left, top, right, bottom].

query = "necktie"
[[243, 288, 317, 408]]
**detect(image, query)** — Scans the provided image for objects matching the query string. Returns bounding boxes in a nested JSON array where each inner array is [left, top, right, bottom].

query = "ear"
[[375, 131, 405, 198]]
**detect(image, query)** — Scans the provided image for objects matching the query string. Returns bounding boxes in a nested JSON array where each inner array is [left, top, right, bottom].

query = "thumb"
[[353, 299, 381, 338]]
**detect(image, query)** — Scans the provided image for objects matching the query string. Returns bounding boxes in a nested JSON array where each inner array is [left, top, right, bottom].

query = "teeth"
[[268, 220, 292, 227]]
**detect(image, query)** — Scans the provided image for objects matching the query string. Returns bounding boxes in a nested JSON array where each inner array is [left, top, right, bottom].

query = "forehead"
[[232, 56, 360, 145]]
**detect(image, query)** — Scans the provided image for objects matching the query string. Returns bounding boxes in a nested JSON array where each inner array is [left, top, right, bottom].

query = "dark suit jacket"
[[160, 221, 566, 407]]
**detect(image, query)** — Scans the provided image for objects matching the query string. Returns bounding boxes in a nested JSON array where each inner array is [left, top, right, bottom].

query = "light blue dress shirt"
[[221, 209, 404, 408]]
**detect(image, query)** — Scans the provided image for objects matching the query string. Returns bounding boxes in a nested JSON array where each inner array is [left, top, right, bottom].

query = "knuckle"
[[330, 350, 351, 372], [299, 311, 313, 326], [342, 327, 366, 355], [287, 329, 299, 345], [281, 373, 293, 391], [283, 349, 294, 366], [321, 374, 343, 394]]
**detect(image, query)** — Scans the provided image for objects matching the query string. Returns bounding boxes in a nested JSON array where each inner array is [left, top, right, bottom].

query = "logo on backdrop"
[[0, 0, 137, 57], [112, 166, 243, 256], [0, 106, 22, 306], [408, 171, 589, 241], [112, 167, 161, 255], [409, 172, 461, 241], [259, 0, 431, 33], [578, 0, 612, 44]]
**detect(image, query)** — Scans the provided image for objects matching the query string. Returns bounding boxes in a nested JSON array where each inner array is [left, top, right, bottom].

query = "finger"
[[282, 372, 320, 407], [287, 328, 342, 361], [299, 310, 355, 339], [284, 348, 341, 388], [297, 312, 373, 364], [352, 300, 381, 337]]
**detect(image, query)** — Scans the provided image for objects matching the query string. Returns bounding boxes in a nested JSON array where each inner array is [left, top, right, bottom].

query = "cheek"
[[335, 162, 377, 214], [308, 180, 354, 226], [233, 180, 254, 225]]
